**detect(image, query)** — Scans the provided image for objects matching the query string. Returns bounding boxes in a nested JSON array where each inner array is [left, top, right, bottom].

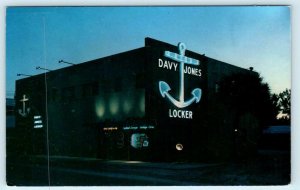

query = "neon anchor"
[[18, 94, 30, 117], [159, 43, 202, 108]]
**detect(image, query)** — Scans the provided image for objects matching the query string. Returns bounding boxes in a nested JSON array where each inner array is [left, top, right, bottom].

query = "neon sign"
[[33, 115, 43, 128], [18, 94, 30, 117], [123, 125, 155, 130], [159, 43, 202, 109]]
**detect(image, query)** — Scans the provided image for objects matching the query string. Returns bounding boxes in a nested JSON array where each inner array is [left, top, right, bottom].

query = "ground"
[[6, 149, 290, 186]]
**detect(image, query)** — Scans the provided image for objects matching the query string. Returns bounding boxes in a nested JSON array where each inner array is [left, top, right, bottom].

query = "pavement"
[[6, 149, 290, 186]]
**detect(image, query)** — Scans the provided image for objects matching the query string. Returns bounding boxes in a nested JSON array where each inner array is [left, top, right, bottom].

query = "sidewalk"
[[32, 154, 224, 170]]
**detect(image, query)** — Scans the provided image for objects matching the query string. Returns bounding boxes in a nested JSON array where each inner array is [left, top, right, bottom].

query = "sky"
[[2, 4, 298, 190], [6, 6, 291, 98]]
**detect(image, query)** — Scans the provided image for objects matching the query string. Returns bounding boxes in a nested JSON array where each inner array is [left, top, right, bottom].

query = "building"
[[13, 38, 258, 161], [6, 98, 15, 128]]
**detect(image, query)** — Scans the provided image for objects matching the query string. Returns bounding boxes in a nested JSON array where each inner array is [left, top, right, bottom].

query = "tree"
[[216, 71, 278, 159], [278, 89, 291, 118], [218, 72, 278, 128], [272, 89, 291, 123]]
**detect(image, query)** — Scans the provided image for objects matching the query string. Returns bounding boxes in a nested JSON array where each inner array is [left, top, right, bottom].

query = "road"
[[6, 150, 290, 186]]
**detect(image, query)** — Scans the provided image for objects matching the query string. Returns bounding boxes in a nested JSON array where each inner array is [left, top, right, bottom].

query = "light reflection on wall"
[[139, 95, 145, 113], [123, 98, 132, 114], [95, 90, 145, 120], [95, 98, 105, 118], [109, 94, 119, 115]]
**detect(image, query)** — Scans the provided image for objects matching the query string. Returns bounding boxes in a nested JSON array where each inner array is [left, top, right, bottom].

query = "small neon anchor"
[[18, 94, 30, 117], [159, 43, 202, 108]]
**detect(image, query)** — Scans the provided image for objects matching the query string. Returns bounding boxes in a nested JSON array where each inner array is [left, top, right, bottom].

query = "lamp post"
[[17, 73, 33, 77], [58, 60, 76, 66], [36, 66, 52, 72]]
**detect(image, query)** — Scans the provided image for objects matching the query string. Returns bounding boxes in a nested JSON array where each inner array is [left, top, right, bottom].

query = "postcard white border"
[[1, 1, 299, 190]]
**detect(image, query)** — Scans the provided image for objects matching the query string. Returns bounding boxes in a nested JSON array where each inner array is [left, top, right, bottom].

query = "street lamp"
[[17, 73, 33, 77], [58, 60, 76, 66], [36, 66, 52, 72]]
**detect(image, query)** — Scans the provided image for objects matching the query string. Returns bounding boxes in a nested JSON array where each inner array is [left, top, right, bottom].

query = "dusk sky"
[[6, 6, 291, 98]]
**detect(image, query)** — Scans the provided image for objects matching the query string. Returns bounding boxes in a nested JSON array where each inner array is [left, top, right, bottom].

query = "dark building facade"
[[13, 38, 258, 161]]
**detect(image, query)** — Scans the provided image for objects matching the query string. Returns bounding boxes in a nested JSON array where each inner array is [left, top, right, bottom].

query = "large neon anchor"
[[159, 43, 202, 108]]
